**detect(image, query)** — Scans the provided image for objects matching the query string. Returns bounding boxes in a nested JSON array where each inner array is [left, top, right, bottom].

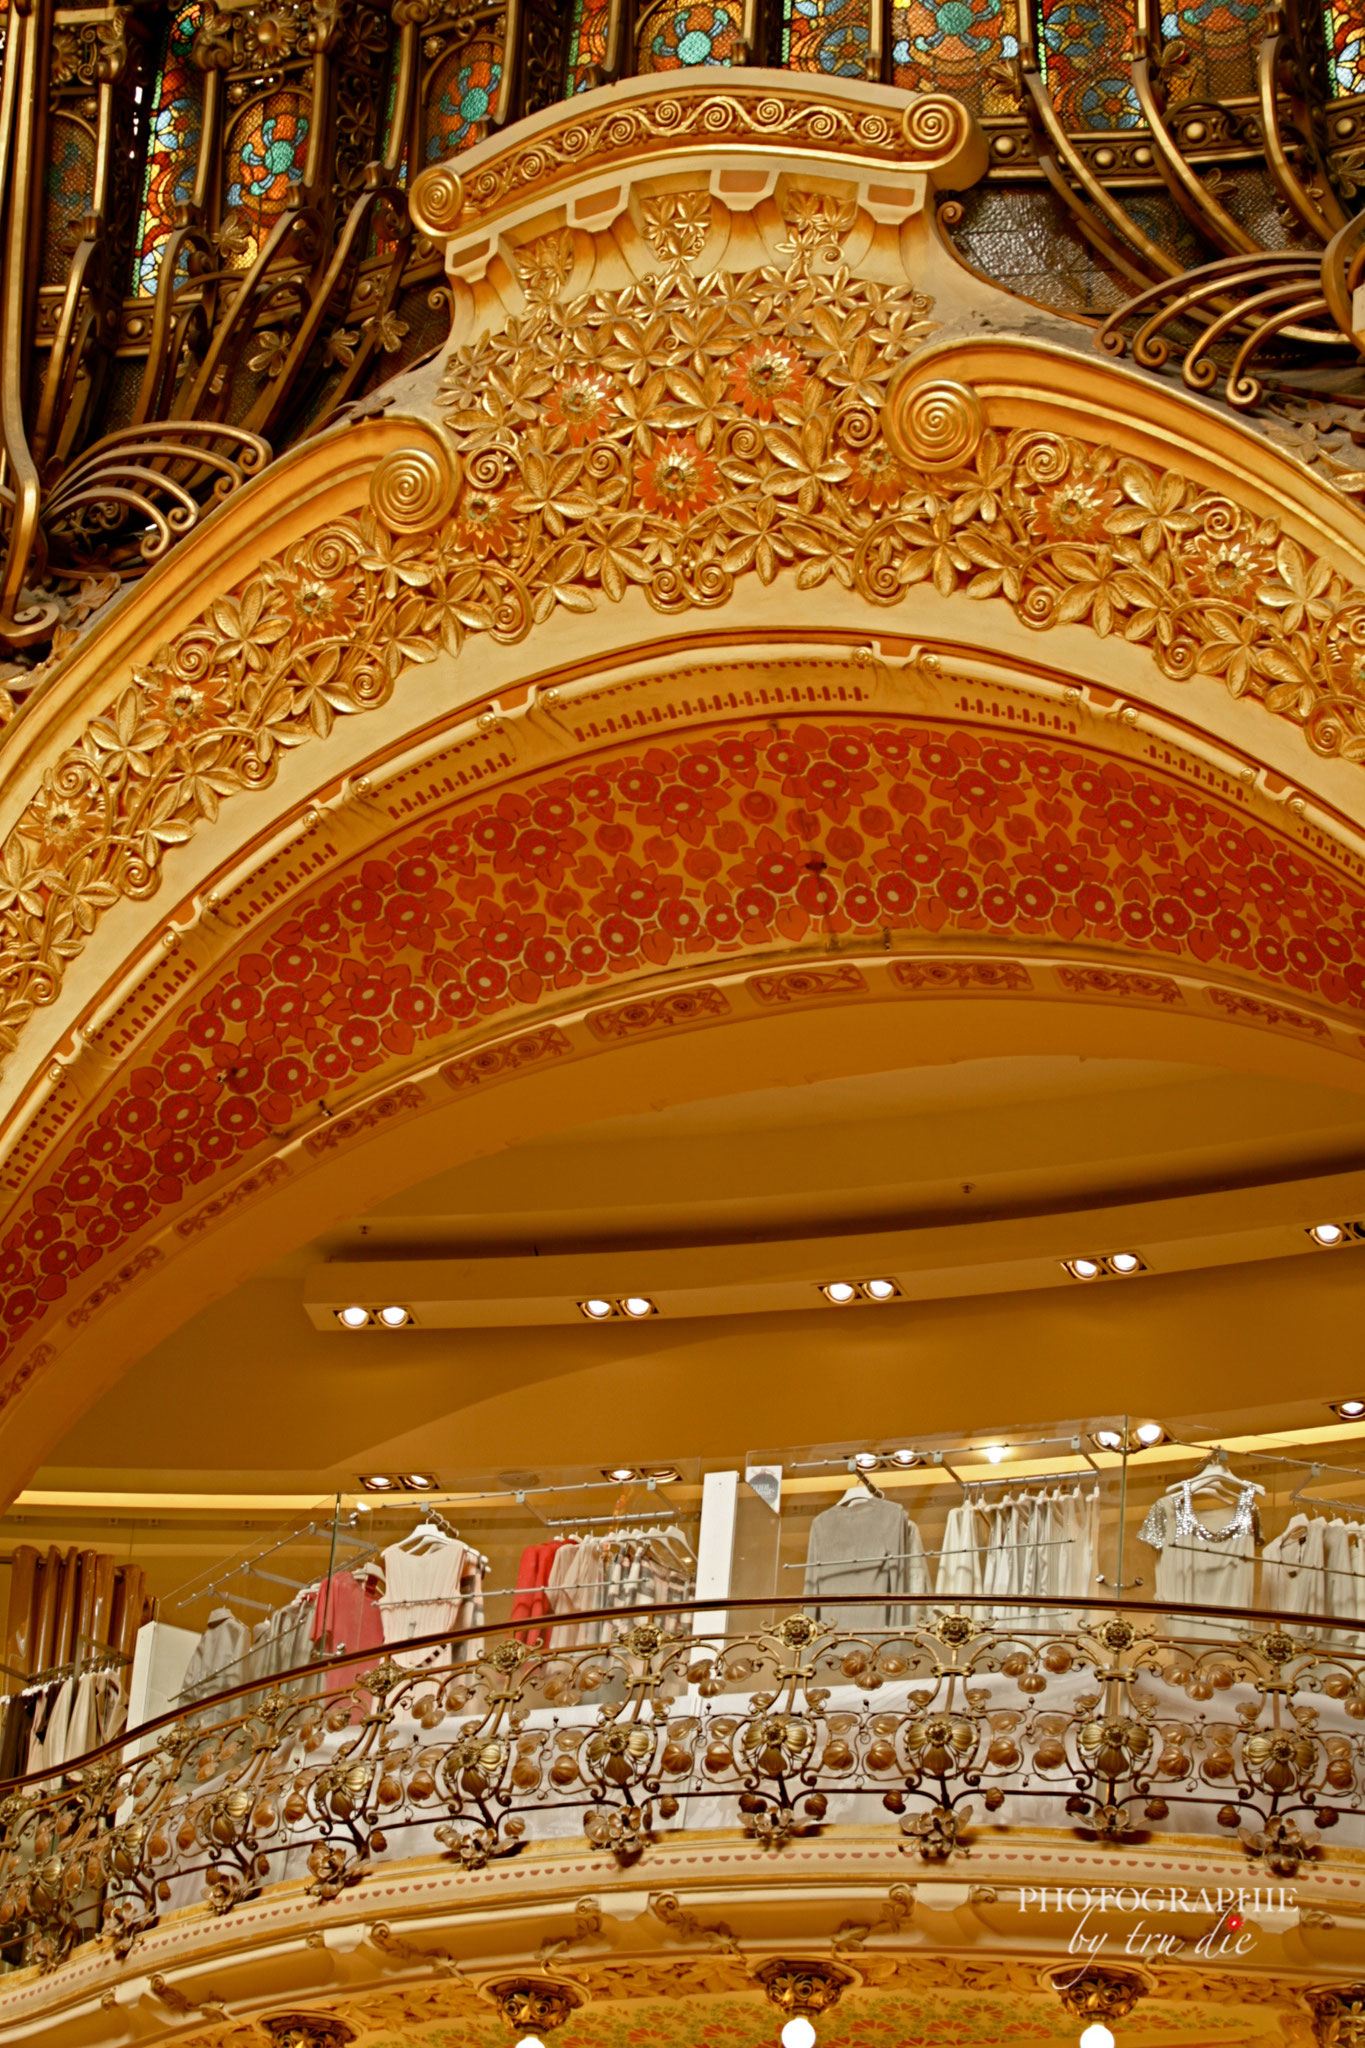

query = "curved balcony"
[[3, 1594, 1364, 1973]]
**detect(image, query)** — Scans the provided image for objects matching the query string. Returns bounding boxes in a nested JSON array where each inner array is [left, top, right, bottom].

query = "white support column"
[[692, 1468, 739, 1636]]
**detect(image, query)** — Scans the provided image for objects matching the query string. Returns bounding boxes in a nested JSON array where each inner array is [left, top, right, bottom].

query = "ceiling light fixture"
[[376, 1305, 410, 1328], [1334, 1398, 1365, 1420], [337, 1305, 370, 1328], [605, 1466, 638, 1484], [983, 1444, 1008, 1465], [1107, 1252, 1143, 1275], [781, 2024, 817, 2048], [890, 1448, 919, 1467], [580, 1297, 614, 1320], [863, 1278, 898, 1300], [620, 1295, 656, 1318], [821, 1281, 857, 1304], [1310, 1222, 1346, 1246], [1064, 1257, 1102, 1280], [1080, 2029, 1115, 2048], [359, 1474, 397, 1491], [1092, 1429, 1125, 1452], [854, 1452, 879, 1470], [1134, 1421, 1166, 1446], [404, 1473, 438, 1490]]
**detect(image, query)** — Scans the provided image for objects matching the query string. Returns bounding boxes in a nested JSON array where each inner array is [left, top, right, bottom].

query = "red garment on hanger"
[[311, 1570, 385, 1655], [511, 1540, 570, 1647]]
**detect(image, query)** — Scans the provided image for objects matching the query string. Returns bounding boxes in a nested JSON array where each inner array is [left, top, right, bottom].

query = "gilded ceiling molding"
[[405, 71, 988, 243]]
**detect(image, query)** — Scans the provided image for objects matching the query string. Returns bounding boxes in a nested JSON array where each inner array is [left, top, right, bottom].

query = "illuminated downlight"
[[821, 1281, 857, 1303], [1310, 1222, 1346, 1246], [983, 1444, 1008, 1465], [1093, 1429, 1124, 1452], [620, 1295, 656, 1318], [377, 1305, 410, 1328], [781, 2025, 817, 2048], [1107, 1252, 1142, 1275], [337, 1305, 370, 1328], [1080, 2029, 1115, 2048], [863, 1278, 898, 1300], [580, 1297, 614, 1320], [1335, 1398, 1365, 1419], [1064, 1257, 1102, 1280], [1135, 1421, 1166, 1446]]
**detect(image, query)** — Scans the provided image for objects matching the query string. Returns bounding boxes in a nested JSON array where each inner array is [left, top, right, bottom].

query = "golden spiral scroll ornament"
[[369, 442, 461, 533], [409, 164, 464, 239], [901, 94, 970, 156], [882, 372, 985, 471]]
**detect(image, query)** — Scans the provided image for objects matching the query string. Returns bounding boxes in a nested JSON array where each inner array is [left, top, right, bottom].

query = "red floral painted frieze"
[[4, 719, 1364, 1361]]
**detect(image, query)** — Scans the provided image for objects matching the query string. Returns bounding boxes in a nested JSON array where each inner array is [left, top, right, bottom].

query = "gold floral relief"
[[3, 250, 1365, 1075]]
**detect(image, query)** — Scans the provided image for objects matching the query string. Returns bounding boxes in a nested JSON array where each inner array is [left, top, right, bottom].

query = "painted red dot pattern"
[[4, 719, 1364, 1360]]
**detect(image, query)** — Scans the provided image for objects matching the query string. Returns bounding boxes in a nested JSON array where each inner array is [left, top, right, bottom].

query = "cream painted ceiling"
[[26, 1048, 1365, 1502]]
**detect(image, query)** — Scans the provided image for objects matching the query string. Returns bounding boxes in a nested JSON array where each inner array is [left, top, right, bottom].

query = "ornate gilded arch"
[[5, 74, 1365, 1486]]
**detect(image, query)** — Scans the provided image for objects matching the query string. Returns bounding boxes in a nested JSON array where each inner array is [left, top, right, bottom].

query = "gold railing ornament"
[[1306, 1988, 1365, 2048], [259, 2016, 356, 2048], [487, 1978, 584, 2041], [756, 1959, 855, 2048]]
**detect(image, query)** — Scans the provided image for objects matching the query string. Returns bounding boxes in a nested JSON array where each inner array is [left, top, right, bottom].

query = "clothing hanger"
[[838, 1467, 886, 1504], [1172, 1445, 1265, 1498]]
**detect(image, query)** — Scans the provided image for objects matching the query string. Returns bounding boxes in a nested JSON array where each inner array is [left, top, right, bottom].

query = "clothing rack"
[[1288, 1464, 1365, 1517], [1, 1636, 131, 1690], [170, 1513, 374, 1614], [543, 1509, 695, 1530], [958, 1467, 1101, 1495]]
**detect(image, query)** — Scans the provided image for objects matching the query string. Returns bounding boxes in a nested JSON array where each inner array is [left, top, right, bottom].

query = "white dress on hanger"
[[379, 1536, 470, 1667], [937, 1503, 982, 1602], [1138, 1479, 1260, 1628]]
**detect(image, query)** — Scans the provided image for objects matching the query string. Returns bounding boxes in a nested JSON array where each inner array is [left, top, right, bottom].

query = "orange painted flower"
[[728, 341, 806, 422], [1032, 471, 1119, 545], [545, 369, 615, 446], [455, 489, 518, 559], [848, 443, 908, 510], [145, 673, 229, 738], [1184, 531, 1274, 603], [633, 434, 719, 521], [272, 564, 361, 644]]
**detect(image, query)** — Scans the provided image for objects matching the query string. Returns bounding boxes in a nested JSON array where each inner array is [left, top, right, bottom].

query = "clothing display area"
[[0, 1543, 146, 1780], [801, 1474, 1100, 1622], [510, 1521, 696, 1648]]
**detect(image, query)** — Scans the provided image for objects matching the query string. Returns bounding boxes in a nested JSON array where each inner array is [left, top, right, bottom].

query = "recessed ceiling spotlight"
[[359, 1474, 397, 1491], [337, 1305, 370, 1328], [1134, 1421, 1166, 1446], [643, 1465, 682, 1483], [605, 1466, 638, 1483], [890, 1448, 919, 1467], [983, 1444, 1008, 1465], [404, 1473, 438, 1490], [854, 1452, 880, 1470], [1092, 1429, 1125, 1452], [1310, 1223, 1346, 1247], [580, 1297, 615, 1320], [620, 1295, 656, 1318], [863, 1278, 898, 1300], [1334, 1398, 1365, 1420], [822, 1281, 857, 1304], [1064, 1257, 1102, 1280], [377, 1304, 410, 1328], [1107, 1252, 1143, 1275]]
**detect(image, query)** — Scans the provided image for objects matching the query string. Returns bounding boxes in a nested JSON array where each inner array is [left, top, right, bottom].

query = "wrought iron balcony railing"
[[2, 1594, 1364, 1973]]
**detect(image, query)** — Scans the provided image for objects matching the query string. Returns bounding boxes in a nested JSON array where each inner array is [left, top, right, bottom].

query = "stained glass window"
[[635, 0, 745, 70], [424, 38, 503, 159], [565, 0, 611, 88], [223, 89, 310, 265], [1326, 0, 1365, 93], [783, 0, 873, 73], [131, 2, 203, 299], [1161, 0, 1267, 99], [43, 117, 96, 286], [1037, 0, 1140, 127], [891, 0, 1020, 110]]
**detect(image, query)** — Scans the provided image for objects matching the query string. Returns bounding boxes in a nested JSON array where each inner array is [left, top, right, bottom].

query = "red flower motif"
[[455, 490, 518, 558], [633, 435, 719, 520], [728, 341, 806, 422], [544, 369, 615, 446], [848, 444, 909, 510], [1032, 470, 1119, 545]]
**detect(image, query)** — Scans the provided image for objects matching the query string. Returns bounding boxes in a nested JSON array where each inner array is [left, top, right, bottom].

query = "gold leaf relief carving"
[[4, 257, 1365, 1081]]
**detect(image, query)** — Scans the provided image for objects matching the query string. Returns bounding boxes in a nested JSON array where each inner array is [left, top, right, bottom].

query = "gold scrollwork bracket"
[[410, 166, 464, 241], [882, 370, 985, 472], [369, 422, 462, 534]]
